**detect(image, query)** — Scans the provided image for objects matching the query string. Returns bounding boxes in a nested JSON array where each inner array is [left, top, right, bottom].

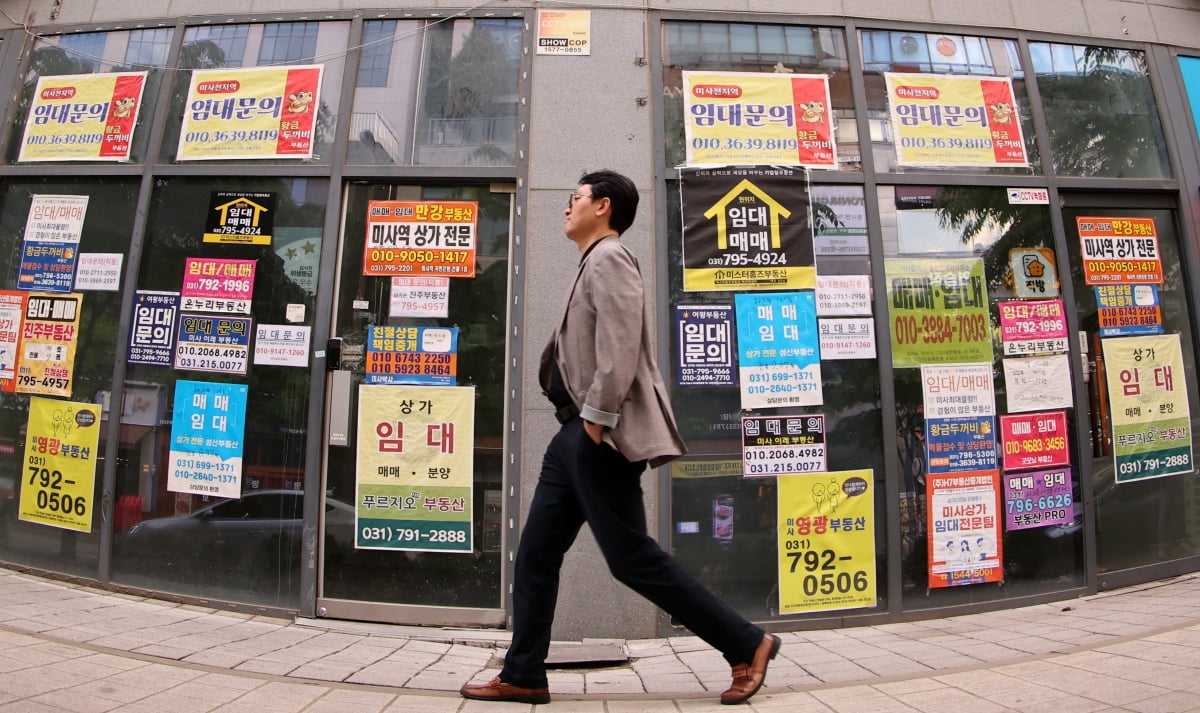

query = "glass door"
[[1061, 197, 1200, 583], [316, 182, 511, 624]]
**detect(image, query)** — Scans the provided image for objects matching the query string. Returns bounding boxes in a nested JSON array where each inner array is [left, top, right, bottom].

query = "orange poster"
[[363, 201, 478, 278]]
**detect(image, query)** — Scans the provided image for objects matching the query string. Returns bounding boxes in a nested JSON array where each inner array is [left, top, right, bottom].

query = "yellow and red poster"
[[0, 291, 27, 392], [1102, 334, 1193, 482], [886, 258, 992, 367], [1077, 216, 1163, 285], [927, 470, 1003, 588], [777, 470, 876, 614], [363, 200, 478, 278], [356, 384, 474, 553], [19, 397, 101, 533], [15, 293, 81, 397], [177, 65, 323, 160], [18, 72, 147, 162], [683, 71, 836, 168], [885, 73, 1027, 167]]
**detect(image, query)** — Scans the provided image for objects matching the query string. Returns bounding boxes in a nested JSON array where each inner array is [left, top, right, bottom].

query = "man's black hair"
[[580, 169, 639, 235]]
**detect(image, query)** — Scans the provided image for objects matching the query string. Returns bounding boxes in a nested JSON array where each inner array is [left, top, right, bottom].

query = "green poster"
[[886, 258, 993, 368]]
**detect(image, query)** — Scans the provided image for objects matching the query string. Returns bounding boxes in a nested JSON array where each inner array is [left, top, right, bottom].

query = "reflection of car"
[[121, 490, 354, 571]]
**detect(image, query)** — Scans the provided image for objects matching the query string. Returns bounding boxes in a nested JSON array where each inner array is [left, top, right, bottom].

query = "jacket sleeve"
[[579, 245, 644, 428]]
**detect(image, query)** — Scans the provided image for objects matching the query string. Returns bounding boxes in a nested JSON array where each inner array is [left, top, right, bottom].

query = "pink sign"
[[998, 299, 1068, 356], [181, 258, 256, 315], [999, 410, 1069, 472]]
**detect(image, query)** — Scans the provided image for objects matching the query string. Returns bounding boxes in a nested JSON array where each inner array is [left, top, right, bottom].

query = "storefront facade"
[[0, 2, 1199, 640]]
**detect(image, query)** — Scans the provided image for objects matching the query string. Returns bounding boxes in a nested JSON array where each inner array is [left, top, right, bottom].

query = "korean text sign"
[[0, 291, 26, 392], [927, 470, 1003, 588], [364, 201, 478, 278], [177, 65, 323, 160], [886, 258, 992, 367], [1077, 216, 1163, 284], [742, 414, 826, 477], [356, 384, 475, 553], [998, 299, 1068, 356], [167, 380, 248, 498], [127, 290, 180, 366], [999, 410, 1069, 472], [19, 72, 146, 162], [681, 167, 814, 291], [734, 291, 822, 409], [365, 326, 458, 386], [1095, 284, 1163, 337], [204, 191, 276, 245], [675, 305, 736, 387], [536, 9, 590, 55], [16, 293, 82, 397], [777, 470, 875, 614], [885, 73, 1028, 167], [18, 195, 89, 293], [181, 258, 256, 315], [683, 70, 836, 168], [1102, 334, 1193, 482], [922, 363, 997, 474], [1004, 468, 1073, 531], [19, 397, 101, 533], [174, 314, 252, 375]]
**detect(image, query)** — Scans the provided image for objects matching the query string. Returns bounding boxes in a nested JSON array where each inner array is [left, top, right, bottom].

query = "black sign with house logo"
[[680, 166, 813, 292], [203, 191, 276, 245]]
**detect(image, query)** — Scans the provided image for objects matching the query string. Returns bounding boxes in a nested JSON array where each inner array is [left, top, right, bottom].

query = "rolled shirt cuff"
[[580, 404, 619, 429]]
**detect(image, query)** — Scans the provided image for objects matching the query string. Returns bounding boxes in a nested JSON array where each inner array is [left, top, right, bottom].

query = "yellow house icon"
[[702, 179, 790, 250], [214, 197, 270, 228]]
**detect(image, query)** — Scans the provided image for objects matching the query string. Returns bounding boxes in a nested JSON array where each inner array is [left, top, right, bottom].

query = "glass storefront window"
[[0, 177, 140, 577], [665, 179, 885, 621], [879, 185, 1085, 607], [109, 177, 329, 609], [7, 28, 172, 164], [349, 18, 521, 167], [319, 182, 510, 609], [1030, 43, 1170, 178], [160, 21, 350, 164], [1062, 205, 1200, 574], [860, 31, 1038, 176], [661, 22, 856, 171]]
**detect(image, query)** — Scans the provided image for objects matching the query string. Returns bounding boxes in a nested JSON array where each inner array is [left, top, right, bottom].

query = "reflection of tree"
[[932, 187, 1051, 293], [1036, 47, 1167, 178], [422, 24, 516, 162]]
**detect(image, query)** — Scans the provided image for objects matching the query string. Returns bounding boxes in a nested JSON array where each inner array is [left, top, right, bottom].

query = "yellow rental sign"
[[777, 470, 876, 614], [19, 397, 102, 533]]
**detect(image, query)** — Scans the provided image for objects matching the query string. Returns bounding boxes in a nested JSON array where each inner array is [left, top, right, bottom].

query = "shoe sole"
[[461, 690, 551, 705], [721, 634, 781, 705]]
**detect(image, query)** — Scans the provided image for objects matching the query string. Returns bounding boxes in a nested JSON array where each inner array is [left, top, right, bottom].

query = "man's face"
[[564, 184, 601, 240]]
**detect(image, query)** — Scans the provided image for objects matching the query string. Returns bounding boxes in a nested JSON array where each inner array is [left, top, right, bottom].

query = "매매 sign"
[[181, 258, 256, 315], [19, 397, 101, 533], [363, 201, 478, 278], [16, 293, 82, 397], [1077, 216, 1163, 285], [356, 384, 475, 552], [886, 258, 992, 367], [167, 380, 248, 498], [998, 299, 1068, 356], [1003, 468, 1074, 531], [999, 410, 1070, 472], [204, 191, 276, 245], [735, 291, 822, 409], [777, 470, 875, 614], [18, 195, 89, 293]]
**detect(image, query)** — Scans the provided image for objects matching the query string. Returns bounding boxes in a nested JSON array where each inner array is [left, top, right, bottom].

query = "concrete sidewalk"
[[1, 568, 1199, 712]]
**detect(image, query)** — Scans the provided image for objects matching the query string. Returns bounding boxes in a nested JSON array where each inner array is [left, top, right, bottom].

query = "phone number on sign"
[[360, 526, 468, 545]]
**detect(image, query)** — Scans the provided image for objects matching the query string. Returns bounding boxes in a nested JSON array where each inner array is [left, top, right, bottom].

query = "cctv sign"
[[537, 10, 591, 55], [177, 65, 324, 161]]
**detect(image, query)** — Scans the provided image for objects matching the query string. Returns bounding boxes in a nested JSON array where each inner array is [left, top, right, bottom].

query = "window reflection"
[[1030, 43, 1170, 178]]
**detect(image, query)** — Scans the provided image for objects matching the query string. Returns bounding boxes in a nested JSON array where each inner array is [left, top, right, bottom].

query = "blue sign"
[[1094, 284, 1163, 337], [926, 415, 999, 474], [365, 325, 458, 386], [1180, 56, 1200, 140], [734, 291, 822, 408], [18, 241, 79, 292], [167, 380, 248, 498], [127, 290, 180, 366], [675, 305, 736, 387]]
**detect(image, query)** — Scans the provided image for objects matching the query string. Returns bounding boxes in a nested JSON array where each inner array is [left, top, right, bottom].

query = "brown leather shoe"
[[720, 633, 781, 705], [460, 675, 550, 704]]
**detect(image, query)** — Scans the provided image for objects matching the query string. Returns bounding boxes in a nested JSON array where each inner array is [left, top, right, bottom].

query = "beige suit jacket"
[[540, 237, 686, 468]]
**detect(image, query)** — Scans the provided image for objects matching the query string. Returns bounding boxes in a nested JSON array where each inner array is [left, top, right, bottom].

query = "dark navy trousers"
[[500, 417, 764, 688]]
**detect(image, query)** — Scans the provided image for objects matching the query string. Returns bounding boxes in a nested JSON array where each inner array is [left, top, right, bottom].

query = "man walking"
[[460, 170, 780, 705]]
